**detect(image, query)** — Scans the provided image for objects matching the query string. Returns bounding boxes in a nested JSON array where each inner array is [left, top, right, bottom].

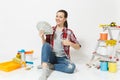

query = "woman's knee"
[[42, 43, 52, 51], [67, 63, 76, 73], [42, 43, 50, 48], [54, 63, 76, 73], [58, 63, 76, 73]]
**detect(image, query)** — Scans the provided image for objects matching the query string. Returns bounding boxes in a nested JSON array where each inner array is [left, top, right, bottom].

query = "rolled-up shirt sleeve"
[[69, 30, 81, 47]]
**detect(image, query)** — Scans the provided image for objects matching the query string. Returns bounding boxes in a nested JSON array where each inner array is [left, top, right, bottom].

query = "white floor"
[[0, 58, 120, 80]]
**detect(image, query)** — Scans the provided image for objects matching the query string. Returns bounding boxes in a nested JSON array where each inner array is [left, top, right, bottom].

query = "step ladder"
[[87, 25, 120, 68]]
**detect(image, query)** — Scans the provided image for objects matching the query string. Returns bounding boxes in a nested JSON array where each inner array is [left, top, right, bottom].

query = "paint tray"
[[0, 61, 21, 72]]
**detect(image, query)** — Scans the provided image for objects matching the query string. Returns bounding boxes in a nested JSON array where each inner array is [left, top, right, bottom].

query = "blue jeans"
[[41, 43, 76, 73]]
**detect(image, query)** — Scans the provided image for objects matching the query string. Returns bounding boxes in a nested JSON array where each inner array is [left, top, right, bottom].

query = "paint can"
[[100, 61, 108, 71], [100, 32, 108, 40], [108, 61, 117, 73]]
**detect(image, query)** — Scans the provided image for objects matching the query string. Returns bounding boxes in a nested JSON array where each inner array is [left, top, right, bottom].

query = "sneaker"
[[37, 63, 54, 69], [37, 65, 42, 69], [38, 67, 53, 80], [48, 63, 54, 70]]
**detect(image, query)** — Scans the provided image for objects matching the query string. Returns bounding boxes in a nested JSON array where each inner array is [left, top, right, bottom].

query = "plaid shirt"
[[46, 26, 80, 59]]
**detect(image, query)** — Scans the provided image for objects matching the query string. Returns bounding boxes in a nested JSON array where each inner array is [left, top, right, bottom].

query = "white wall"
[[0, 0, 120, 62]]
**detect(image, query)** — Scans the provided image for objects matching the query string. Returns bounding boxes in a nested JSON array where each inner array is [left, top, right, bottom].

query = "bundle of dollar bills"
[[36, 21, 53, 35]]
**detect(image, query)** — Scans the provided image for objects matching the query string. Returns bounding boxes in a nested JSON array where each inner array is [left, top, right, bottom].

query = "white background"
[[0, 0, 120, 62]]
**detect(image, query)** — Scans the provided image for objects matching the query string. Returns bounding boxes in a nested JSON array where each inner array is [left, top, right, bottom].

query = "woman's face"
[[56, 12, 66, 26]]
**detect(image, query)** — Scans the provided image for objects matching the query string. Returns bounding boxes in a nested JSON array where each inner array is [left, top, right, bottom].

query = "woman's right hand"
[[39, 30, 45, 39], [39, 30, 46, 44]]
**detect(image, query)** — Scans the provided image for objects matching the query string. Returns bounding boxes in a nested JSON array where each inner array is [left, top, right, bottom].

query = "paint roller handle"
[[25, 50, 34, 54], [99, 24, 110, 28]]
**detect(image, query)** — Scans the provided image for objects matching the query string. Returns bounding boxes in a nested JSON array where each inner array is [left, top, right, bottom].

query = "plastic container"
[[25, 50, 34, 65]]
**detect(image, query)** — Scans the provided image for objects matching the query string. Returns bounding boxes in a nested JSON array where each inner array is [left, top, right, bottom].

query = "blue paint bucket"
[[100, 61, 108, 71]]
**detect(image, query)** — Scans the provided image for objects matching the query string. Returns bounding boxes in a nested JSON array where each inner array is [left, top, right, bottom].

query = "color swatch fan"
[[36, 21, 53, 35]]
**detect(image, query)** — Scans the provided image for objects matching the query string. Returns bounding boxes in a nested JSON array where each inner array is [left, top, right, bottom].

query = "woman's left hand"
[[62, 39, 71, 46]]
